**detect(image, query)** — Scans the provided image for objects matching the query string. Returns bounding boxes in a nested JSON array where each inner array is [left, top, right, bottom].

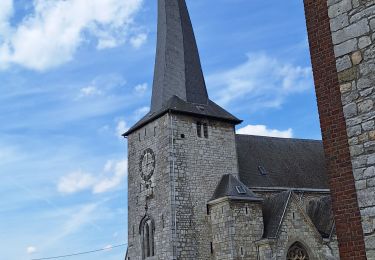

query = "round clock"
[[139, 148, 155, 181]]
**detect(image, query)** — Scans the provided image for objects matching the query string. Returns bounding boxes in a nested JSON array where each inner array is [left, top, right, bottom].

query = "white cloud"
[[237, 124, 293, 138], [116, 120, 129, 137], [93, 159, 127, 193], [57, 159, 127, 194], [26, 246, 37, 254], [134, 83, 148, 95], [207, 53, 312, 112], [79, 86, 102, 97], [0, 0, 13, 35], [0, 0, 144, 70], [130, 33, 147, 49], [57, 170, 96, 194]]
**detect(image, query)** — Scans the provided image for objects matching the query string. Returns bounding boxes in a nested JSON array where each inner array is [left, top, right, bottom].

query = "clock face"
[[140, 149, 155, 181]]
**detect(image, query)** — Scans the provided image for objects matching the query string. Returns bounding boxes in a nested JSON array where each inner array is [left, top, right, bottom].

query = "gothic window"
[[287, 242, 309, 260], [140, 215, 155, 259]]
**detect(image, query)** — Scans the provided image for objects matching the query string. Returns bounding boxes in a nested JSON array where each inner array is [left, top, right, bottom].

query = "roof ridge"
[[235, 134, 323, 143]]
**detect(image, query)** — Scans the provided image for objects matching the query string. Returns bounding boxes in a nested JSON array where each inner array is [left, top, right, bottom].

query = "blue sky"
[[0, 0, 321, 259]]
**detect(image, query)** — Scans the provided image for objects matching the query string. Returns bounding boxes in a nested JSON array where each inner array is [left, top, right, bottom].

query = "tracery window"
[[287, 242, 309, 260], [140, 216, 155, 259]]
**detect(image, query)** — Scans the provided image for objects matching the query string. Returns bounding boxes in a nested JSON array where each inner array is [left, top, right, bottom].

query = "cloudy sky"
[[0, 0, 321, 259]]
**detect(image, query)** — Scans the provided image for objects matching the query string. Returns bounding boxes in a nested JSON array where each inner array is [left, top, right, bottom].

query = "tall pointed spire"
[[124, 0, 241, 136], [151, 0, 208, 112]]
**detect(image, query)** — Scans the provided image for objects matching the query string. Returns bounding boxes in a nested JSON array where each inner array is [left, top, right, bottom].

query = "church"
[[124, 0, 339, 259]]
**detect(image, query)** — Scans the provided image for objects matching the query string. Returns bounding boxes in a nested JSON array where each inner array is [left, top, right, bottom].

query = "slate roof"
[[307, 196, 335, 238], [151, 0, 208, 112], [209, 174, 262, 203], [124, 96, 241, 136], [124, 0, 241, 136], [236, 135, 329, 189], [262, 191, 291, 238]]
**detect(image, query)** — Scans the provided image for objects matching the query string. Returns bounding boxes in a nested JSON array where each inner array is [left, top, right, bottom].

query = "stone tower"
[[124, 0, 242, 259]]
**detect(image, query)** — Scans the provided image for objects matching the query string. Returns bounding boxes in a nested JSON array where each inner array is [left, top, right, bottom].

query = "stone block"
[[343, 102, 358, 118], [358, 99, 374, 113], [360, 87, 374, 97], [336, 55, 353, 71], [332, 19, 370, 45], [371, 19, 375, 30], [350, 144, 365, 155], [357, 77, 371, 90], [348, 125, 362, 137], [354, 168, 366, 180], [362, 120, 375, 131], [334, 38, 357, 57], [358, 36, 372, 49], [350, 4, 375, 23], [340, 82, 352, 93], [369, 154, 375, 164], [356, 179, 367, 190], [358, 187, 375, 207], [330, 13, 349, 31], [370, 130, 375, 140], [351, 51, 363, 65], [328, 0, 352, 18], [364, 166, 375, 178], [365, 234, 375, 250], [338, 67, 357, 83]]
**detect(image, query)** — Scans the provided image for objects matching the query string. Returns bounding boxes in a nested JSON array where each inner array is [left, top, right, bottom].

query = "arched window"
[[287, 242, 309, 260], [139, 215, 155, 259]]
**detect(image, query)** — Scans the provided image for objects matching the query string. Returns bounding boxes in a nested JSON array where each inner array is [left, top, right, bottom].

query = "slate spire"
[[151, 0, 208, 112]]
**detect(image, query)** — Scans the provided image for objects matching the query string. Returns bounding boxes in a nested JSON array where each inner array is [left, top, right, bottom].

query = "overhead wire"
[[31, 243, 127, 260]]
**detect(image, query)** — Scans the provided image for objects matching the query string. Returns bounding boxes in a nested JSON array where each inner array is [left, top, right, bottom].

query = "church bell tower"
[[124, 1, 242, 259]]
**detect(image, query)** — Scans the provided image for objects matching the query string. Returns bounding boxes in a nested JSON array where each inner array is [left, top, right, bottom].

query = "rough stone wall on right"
[[304, 0, 375, 258], [329, 0, 375, 258]]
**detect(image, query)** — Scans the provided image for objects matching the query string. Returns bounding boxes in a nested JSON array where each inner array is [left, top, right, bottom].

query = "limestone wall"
[[170, 113, 239, 259], [209, 200, 263, 260], [328, 0, 375, 256], [127, 114, 173, 259]]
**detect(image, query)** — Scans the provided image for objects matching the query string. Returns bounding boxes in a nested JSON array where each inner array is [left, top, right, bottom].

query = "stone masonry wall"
[[271, 198, 332, 260], [304, 0, 368, 258], [127, 114, 173, 259], [209, 200, 263, 260], [170, 113, 239, 260], [328, 0, 375, 257]]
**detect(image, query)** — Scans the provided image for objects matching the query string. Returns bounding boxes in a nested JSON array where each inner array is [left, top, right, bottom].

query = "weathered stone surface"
[[337, 55, 353, 71], [350, 4, 375, 23], [370, 18, 375, 30], [358, 99, 374, 113], [351, 51, 363, 65], [344, 102, 358, 118], [359, 36, 372, 49], [338, 67, 358, 83], [362, 120, 375, 131], [332, 19, 370, 44], [370, 130, 375, 140], [356, 179, 367, 190], [357, 77, 371, 90], [328, 0, 352, 18], [340, 82, 353, 93], [364, 166, 375, 178], [358, 187, 375, 207], [348, 125, 362, 137], [351, 144, 365, 155], [365, 234, 375, 250], [334, 38, 358, 57], [368, 154, 375, 164], [330, 13, 350, 31]]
